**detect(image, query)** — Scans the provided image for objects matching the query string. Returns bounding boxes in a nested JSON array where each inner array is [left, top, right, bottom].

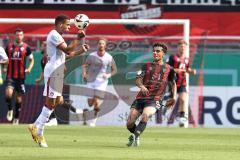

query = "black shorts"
[[130, 99, 161, 113], [6, 78, 26, 94], [177, 86, 187, 93]]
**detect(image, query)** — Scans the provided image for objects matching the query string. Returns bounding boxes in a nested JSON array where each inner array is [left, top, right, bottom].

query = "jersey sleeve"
[[166, 55, 174, 66], [26, 46, 32, 57], [110, 57, 116, 67], [50, 32, 64, 47], [0, 47, 8, 60], [168, 67, 176, 82]]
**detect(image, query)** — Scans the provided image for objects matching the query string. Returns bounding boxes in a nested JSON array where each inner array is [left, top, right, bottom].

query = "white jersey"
[[0, 46, 8, 61], [86, 51, 114, 84], [44, 30, 66, 78]]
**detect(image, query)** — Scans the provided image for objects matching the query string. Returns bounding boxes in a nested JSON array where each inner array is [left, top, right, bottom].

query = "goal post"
[[0, 18, 195, 127]]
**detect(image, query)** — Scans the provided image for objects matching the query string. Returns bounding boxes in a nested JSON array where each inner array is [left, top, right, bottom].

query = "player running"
[[126, 42, 176, 147], [82, 38, 117, 127]]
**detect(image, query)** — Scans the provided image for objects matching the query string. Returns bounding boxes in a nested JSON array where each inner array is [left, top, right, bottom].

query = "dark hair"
[[55, 14, 70, 26], [178, 40, 188, 45], [15, 28, 23, 33], [153, 43, 168, 53]]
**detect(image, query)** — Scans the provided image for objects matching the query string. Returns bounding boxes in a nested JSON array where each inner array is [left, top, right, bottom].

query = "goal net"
[[0, 18, 205, 127]]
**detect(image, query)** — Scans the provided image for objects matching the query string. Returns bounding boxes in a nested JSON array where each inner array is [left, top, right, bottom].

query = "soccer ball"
[[74, 14, 90, 30]]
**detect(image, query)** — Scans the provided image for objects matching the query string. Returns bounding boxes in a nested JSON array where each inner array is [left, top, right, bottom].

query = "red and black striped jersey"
[[136, 62, 175, 101], [5, 42, 32, 79], [167, 54, 189, 88]]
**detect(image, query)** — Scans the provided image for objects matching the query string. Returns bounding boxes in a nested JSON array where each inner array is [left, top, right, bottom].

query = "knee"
[[16, 96, 22, 104], [5, 96, 11, 103], [45, 100, 56, 110], [94, 107, 100, 112], [126, 122, 134, 129], [141, 113, 150, 123]]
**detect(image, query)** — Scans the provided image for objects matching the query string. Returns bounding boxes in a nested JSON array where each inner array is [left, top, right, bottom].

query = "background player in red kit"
[[5, 28, 34, 124], [167, 40, 196, 127], [126, 42, 177, 147]]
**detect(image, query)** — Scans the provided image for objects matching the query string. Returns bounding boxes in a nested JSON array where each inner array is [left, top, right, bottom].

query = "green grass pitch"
[[0, 125, 240, 160]]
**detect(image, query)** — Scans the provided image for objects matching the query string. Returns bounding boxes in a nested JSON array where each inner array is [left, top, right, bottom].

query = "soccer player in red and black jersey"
[[167, 40, 196, 127], [5, 28, 34, 124], [126, 43, 177, 147]]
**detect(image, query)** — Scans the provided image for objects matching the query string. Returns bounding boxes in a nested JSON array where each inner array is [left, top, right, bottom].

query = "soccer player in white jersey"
[[0, 46, 8, 84], [28, 14, 89, 147], [82, 38, 117, 127]]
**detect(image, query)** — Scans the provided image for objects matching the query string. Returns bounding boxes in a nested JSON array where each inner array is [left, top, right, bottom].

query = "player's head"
[[177, 40, 188, 55], [55, 14, 71, 33], [15, 28, 24, 44], [152, 42, 167, 62], [98, 38, 108, 52]]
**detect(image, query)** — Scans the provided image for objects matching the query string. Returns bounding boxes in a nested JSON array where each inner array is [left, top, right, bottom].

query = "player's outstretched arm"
[[187, 68, 196, 75], [58, 30, 86, 54]]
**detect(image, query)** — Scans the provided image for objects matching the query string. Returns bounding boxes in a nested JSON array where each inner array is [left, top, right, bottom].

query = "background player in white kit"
[[28, 14, 89, 147], [82, 38, 117, 127], [0, 46, 8, 85]]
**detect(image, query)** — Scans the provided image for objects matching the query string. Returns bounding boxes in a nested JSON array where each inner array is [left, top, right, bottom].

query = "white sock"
[[34, 106, 53, 136], [92, 113, 98, 124]]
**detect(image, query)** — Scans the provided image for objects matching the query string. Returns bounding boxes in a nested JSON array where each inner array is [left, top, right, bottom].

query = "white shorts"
[[86, 80, 108, 99], [43, 77, 63, 98]]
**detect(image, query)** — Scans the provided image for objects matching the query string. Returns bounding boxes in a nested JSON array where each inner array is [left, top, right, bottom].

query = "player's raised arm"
[[57, 30, 86, 55]]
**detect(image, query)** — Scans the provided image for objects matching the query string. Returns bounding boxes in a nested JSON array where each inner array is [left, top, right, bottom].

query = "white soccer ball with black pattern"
[[74, 14, 90, 30]]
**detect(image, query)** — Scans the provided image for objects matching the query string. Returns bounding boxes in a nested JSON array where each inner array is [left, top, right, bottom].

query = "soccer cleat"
[[89, 122, 96, 127], [6, 110, 13, 121], [36, 135, 48, 148], [134, 136, 140, 147], [179, 117, 188, 128], [45, 118, 58, 126], [126, 134, 135, 147], [12, 118, 19, 125], [28, 124, 38, 143], [89, 117, 97, 127]]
